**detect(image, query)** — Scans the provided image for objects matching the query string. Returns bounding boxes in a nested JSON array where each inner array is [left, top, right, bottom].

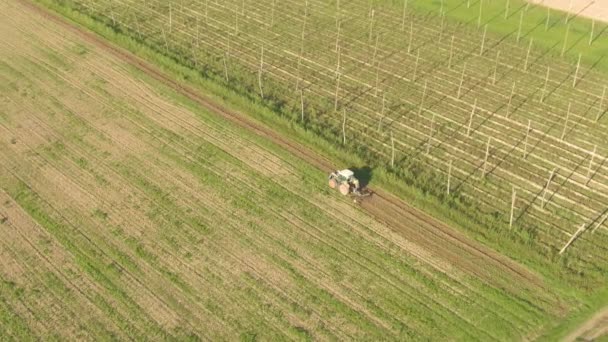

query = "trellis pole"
[[401, 0, 408, 32], [133, 14, 142, 40], [573, 53, 581, 87], [342, 108, 347, 145], [449, 35, 455, 69], [482, 137, 491, 177], [458, 63, 466, 98], [467, 99, 477, 136], [523, 119, 531, 158], [169, 4, 172, 33], [418, 81, 427, 116], [161, 28, 169, 54], [270, 0, 276, 27], [492, 51, 500, 85], [336, 46, 341, 77], [408, 21, 414, 54], [541, 66, 550, 103], [587, 145, 597, 185], [480, 25, 487, 56], [369, 9, 375, 43], [561, 102, 571, 141], [507, 82, 515, 117], [334, 73, 341, 111], [223, 54, 228, 81], [598, 86, 607, 122], [335, 19, 341, 52], [524, 39, 533, 71], [372, 34, 380, 69], [562, 24, 570, 57], [592, 212, 608, 233], [510, 186, 516, 229], [413, 50, 420, 82], [517, 11, 523, 43], [391, 131, 395, 167], [545, 7, 550, 31], [375, 62, 381, 97], [504, 0, 509, 19], [447, 159, 453, 195], [477, 0, 483, 29], [427, 113, 435, 155], [300, 89, 305, 122], [205, 0, 209, 24], [378, 93, 386, 131], [541, 168, 556, 209], [258, 46, 264, 99], [559, 224, 586, 255], [590, 19, 595, 45]]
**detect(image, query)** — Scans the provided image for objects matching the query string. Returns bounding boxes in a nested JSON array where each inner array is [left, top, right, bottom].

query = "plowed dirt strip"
[[0, 0, 570, 339]]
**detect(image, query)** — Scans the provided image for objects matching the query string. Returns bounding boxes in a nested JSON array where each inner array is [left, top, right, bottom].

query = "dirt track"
[[16, 0, 548, 291], [564, 305, 608, 341], [528, 0, 608, 23]]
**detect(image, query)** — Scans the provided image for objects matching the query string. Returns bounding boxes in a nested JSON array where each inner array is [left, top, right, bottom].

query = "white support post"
[[458, 63, 466, 98], [419, 81, 427, 116], [401, 0, 408, 32], [161, 28, 169, 54], [300, 89, 304, 122], [391, 131, 395, 167], [258, 46, 264, 99], [369, 9, 375, 43], [205, 0, 209, 24], [598, 86, 607, 122], [449, 35, 455, 69], [270, 0, 276, 27], [342, 108, 347, 145], [559, 224, 586, 255], [169, 4, 172, 33], [408, 21, 414, 54], [223, 54, 228, 81], [335, 19, 341, 52], [517, 11, 524, 43], [541, 168, 556, 209], [523, 119, 531, 158], [541, 66, 550, 103], [505, 0, 509, 19], [587, 145, 597, 185], [477, 0, 483, 29], [507, 82, 515, 117], [590, 19, 595, 45], [510, 186, 516, 229], [524, 39, 533, 72], [561, 102, 571, 141], [573, 53, 581, 87], [378, 93, 386, 132], [334, 73, 341, 111], [480, 25, 487, 56], [562, 24, 570, 57], [493, 51, 500, 85], [482, 137, 491, 177], [413, 50, 420, 82], [447, 159, 453, 195], [592, 212, 608, 233], [427, 113, 435, 155], [467, 99, 477, 137], [545, 7, 550, 31], [372, 34, 379, 69], [375, 62, 380, 97]]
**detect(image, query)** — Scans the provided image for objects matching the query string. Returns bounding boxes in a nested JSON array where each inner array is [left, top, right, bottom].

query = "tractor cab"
[[328, 169, 360, 195]]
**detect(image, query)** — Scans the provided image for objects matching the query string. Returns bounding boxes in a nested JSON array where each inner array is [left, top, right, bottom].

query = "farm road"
[[19, 0, 548, 296], [528, 0, 608, 22], [563, 305, 608, 341]]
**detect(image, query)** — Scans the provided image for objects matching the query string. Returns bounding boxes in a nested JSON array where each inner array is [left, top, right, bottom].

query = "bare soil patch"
[[528, 0, 608, 23]]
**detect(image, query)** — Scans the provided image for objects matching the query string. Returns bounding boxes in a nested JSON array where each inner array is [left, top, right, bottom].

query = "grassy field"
[[46, 0, 608, 289], [0, 0, 585, 339]]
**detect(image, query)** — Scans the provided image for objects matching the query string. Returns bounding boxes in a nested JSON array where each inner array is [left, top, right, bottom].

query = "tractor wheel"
[[339, 183, 350, 196], [328, 178, 337, 189]]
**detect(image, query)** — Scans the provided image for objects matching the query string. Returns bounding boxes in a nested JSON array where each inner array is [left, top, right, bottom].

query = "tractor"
[[328, 169, 363, 196]]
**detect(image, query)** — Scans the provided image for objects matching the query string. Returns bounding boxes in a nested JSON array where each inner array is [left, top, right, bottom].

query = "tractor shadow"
[[349, 166, 373, 188]]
